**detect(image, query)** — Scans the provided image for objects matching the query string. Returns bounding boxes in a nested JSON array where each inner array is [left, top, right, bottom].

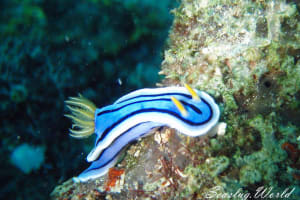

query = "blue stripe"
[[115, 92, 191, 104], [97, 97, 203, 117], [96, 98, 212, 146]]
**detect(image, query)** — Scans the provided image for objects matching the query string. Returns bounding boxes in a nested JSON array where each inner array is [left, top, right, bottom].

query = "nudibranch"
[[65, 84, 220, 182]]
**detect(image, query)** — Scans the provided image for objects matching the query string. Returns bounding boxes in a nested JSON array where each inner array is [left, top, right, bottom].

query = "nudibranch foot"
[[74, 122, 161, 182]]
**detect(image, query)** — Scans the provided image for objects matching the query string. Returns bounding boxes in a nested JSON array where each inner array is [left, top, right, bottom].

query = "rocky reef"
[[51, 0, 300, 199]]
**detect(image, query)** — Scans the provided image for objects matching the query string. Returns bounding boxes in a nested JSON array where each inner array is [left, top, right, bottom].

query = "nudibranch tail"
[[65, 94, 96, 138], [184, 83, 200, 101], [170, 96, 188, 116]]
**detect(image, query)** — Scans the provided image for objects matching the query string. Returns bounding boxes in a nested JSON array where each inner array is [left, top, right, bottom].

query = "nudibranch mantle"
[[65, 85, 220, 182]]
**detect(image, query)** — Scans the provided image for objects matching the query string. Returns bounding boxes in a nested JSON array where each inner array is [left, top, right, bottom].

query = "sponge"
[[10, 143, 45, 174]]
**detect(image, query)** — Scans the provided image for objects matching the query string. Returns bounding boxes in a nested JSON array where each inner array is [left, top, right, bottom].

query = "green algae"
[[181, 156, 229, 198]]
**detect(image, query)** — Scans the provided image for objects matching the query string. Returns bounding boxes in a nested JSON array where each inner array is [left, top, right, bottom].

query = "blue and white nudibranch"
[[65, 84, 220, 182]]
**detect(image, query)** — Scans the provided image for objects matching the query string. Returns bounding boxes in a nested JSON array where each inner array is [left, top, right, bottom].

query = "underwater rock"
[[51, 0, 300, 199], [160, 0, 300, 198], [51, 128, 216, 199]]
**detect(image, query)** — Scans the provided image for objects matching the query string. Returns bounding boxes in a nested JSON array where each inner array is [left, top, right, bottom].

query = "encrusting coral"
[[51, 0, 300, 199]]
